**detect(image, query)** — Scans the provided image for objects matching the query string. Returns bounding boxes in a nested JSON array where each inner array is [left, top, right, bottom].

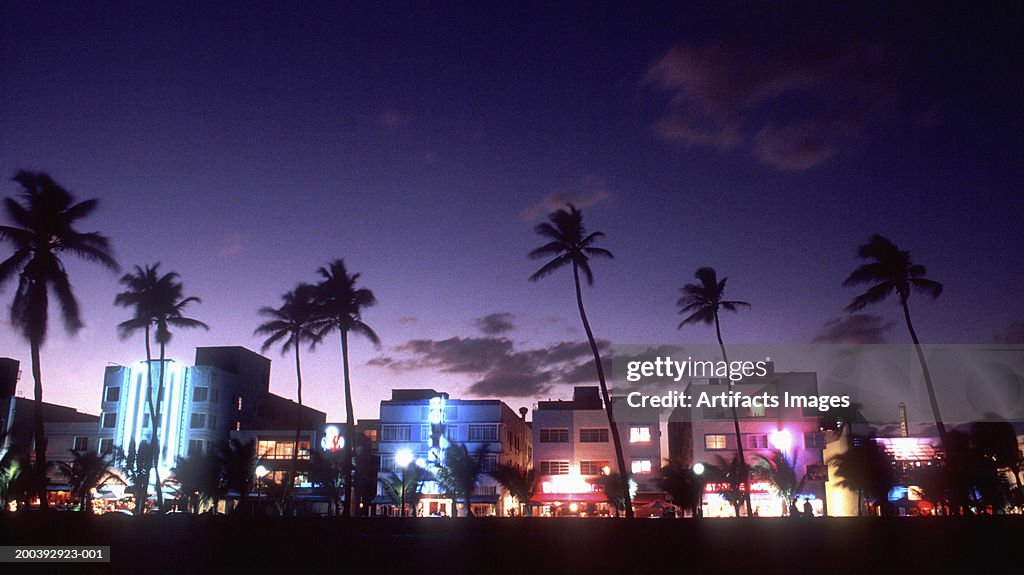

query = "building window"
[[420, 424, 432, 442], [629, 426, 652, 444], [235, 421, 241, 431], [539, 461, 570, 475], [142, 413, 151, 428], [474, 485, 498, 496], [705, 434, 729, 450], [102, 413, 117, 429], [188, 439, 204, 456], [580, 460, 609, 476], [236, 396, 243, 411], [104, 386, 120, 403], [73, 436, 89, 451], [208, 415, 218, 430], [805, 432, 826, 449], [745, 434, 768, 449], [539, 428, 569, 443], [190, 413, 206, 429], [98, 438, 114, 454], [382, 425, 411, 442], [363, 429, 378, 442], [481, 453, 498, 472], [257, 440, 310, 460], [703, 406, 728, 419], [468, 424, 498, 442], [192, 387, 209, 402], [631, 459, 653, 475], [579, 428, 609, 443]]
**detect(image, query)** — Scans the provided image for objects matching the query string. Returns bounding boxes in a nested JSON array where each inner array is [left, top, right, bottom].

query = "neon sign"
[[321, 425, 345, 452]]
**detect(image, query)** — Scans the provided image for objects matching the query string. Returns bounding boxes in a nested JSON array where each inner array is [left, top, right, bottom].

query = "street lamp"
[[255, 465, 269, 517], [693, 462, 705, 476], [395, 449, 414, 517]]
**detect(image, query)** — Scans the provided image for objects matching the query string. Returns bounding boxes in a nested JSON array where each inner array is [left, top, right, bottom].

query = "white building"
[[375, 389, 531, 517], [531, 387, 663, 516]]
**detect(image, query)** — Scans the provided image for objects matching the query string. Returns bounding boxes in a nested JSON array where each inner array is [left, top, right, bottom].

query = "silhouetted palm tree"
[[595, 471, 630, 517], [705, 455, 748, 518], [677, 266, 752, 516], [116, 440, 155, 515], [215, 438, 257, 515], [115, 263, 207, 509], [658, 461, 702, 517], [828, 436, 896, 516], [379, 465, 430, 517], [844, 235, 946, 445], [311, 260, 379, 517], [309, 448, 346, 516], [0, 171, 118, 508], [0, 433, 24, 512], [51, 450, 123, 514], [528, 204, 632, 517], [489, 464, 537, 516], [170, 453, 222, 514], [255, 284, 318, 512], [434, 443, 489, 517], [750, 450, 802, 515]]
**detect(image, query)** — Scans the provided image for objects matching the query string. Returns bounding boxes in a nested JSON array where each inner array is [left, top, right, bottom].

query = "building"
[[668, 370, 828, 517], [531, 386, 663, 516], [376, 389, 531, 517], [96, 346, 324, 483]]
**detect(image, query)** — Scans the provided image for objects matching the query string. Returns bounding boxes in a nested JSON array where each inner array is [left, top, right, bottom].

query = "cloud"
[[521, 176, 612, 221], [380, 110, 410, 129], [217, 233, 246, 257], [474, 312, 515, 335], [642, 25, 904, 171], [372, 335, 599, 397], [994, 321, 1024, 344], [813, 314, 897, 344], [397, 316, 418, 325]]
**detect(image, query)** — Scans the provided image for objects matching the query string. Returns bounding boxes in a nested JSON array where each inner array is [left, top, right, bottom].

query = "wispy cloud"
[[380, 109, 410, 130], [520, 176, 612, 222], [643, 28, 905, 171], [474, 312, 515, 335], [813, 314, 896, 344], [397, 316, 418, 325]]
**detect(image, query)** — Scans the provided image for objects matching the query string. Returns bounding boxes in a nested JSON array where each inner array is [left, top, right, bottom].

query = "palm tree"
[[115, 263, 207, 510], [658, 461, 702, 517], [750, 450, 801, 515], [0, 452, 23, 512], [116, 440, 155, 515], [489, 464, 537, 516], [434, 443, 489, 517], [828, 436, 896, 516], [170, 453, 223, 514], [528, 204, 632, 517], [0, 171, 118, 508], [705, 455, 747, 518], [844, 235, 946, 445], [215, 438, 257, 515], [380, 465, 431, 517], [309, 448, 346, 516], [255, 284, 317, 512], [677, 266, 752, 516], [311, 259, 379, 517], [595, 471, 630, 517], [51, 450, 123, 514]]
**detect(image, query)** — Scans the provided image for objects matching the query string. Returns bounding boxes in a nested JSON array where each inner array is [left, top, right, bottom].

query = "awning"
[[631, 492, 668, 505], [531, 492, 607, 504]]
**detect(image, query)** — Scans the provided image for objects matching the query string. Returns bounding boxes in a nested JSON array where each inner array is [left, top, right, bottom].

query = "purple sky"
[[1, 1, 1022, 421]]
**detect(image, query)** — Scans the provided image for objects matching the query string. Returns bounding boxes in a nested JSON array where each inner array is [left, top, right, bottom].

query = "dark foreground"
[[1, 515, 1021, 574]]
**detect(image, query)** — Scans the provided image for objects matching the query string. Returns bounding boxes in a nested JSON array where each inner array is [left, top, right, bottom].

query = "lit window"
[[705, 434, 728, 450], [236, 396, 243, 411], [745, 434, 768, 449], [104, 387, 120, 403], [102, 413, 117, 429], [539, 428, 569, 443], [629, 426, 651, 444], [580, 460, 609, 475], [579, 428, 609, 443], [540, 461, 570, 475], [631, 459, 652, 475]]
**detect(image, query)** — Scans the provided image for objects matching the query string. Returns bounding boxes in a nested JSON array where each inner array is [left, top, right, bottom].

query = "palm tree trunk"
[[140, 326, 163, 515], [901, 298, 947, 446], [340, 330, 356, 518], [151, 341, 167, 511], [572, 263, 633, 518], [714, 313, 752, 518], [29, 338, 48, 510], [290, 340, 304, 516]]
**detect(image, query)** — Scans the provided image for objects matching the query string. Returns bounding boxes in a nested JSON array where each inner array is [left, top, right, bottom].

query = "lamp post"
[[692, 463, 705, 518], [255, 465, 269, 517], [394, 449, 414, 517]]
